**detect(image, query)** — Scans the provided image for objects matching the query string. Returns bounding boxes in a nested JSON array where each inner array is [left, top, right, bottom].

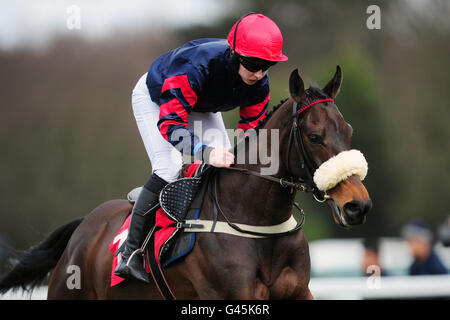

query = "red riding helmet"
[[227, 13, 288, 62]]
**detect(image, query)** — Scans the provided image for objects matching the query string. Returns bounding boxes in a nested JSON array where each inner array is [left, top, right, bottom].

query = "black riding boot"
[[114, 186, 160, 283]]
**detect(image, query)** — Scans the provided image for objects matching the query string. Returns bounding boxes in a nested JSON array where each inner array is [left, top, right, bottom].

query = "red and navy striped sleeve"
[[157, 73, 206, 156], [238, 92, 270, 132]]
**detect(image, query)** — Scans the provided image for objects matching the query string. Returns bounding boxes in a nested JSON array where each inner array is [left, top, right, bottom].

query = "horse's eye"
[[308, 134, 323, 145]]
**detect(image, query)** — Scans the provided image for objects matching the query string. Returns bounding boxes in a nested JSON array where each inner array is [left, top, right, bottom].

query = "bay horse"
[[0, 67, 371, 299]]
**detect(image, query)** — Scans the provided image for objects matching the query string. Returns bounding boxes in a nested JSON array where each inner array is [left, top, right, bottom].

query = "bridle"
[[222, 97, 334, 203], [287, 98, 335, 202]]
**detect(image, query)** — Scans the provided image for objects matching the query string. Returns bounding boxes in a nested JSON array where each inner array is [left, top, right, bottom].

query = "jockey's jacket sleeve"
[[157, 65, 207, 157], [237, 92, 270, 132]]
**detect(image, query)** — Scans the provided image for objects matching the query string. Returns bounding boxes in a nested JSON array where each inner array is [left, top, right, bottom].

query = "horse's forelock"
[[304, 85, 329, 104]]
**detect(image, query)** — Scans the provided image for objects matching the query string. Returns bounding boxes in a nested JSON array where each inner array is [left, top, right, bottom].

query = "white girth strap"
[[183, 215, 298, 239], [313, 149, 368, 192]]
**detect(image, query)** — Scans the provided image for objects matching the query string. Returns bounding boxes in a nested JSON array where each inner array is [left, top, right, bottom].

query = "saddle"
[[149, 162, 212, 268], [109, 161, 213, 292]]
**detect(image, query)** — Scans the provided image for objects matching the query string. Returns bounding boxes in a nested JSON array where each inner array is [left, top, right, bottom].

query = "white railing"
[[309, 274, 450, 299], [2, 275, 450, 300], [0, 286, 47, 300]]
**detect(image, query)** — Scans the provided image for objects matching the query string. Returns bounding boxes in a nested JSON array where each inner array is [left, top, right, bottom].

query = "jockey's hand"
[[208, 147, 235, 168]]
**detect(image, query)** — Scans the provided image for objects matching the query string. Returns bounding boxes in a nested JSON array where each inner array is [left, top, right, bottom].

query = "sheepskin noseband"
[[313, 149, 368, 192]]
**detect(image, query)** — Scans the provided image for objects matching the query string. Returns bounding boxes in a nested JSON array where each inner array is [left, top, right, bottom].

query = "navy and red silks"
[[146, 38, 270, 155]]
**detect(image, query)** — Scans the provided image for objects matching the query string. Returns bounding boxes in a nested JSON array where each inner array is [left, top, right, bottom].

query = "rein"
[[200, 98, 335, 238], [220, 166, 313, 193], [207, 171, 305, 238]]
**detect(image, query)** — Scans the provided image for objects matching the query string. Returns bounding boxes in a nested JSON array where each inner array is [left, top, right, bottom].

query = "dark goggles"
[[238, 55, 277, 73]]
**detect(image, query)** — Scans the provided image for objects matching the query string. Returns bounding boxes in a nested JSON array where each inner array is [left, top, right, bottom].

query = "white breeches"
[[132, 73, 231, 183]]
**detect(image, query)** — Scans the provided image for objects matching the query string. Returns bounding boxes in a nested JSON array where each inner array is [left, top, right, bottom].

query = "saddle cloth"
[[109, 161, 210, 287]]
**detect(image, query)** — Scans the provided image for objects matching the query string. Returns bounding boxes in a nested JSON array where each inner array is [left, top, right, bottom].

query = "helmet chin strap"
[[230, 50, 240, 74], [230, 13, 257, 74]]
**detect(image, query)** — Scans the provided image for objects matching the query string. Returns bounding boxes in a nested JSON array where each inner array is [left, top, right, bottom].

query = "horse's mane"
[[255, 98, 288, 131]]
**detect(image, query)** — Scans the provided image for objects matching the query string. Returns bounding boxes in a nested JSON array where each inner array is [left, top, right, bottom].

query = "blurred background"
[[1, 0, 449, 298]]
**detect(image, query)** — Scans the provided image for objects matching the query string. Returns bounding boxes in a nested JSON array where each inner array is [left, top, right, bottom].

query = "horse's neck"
[[216, 102, 296, 225], [234, 100, 293, 177]]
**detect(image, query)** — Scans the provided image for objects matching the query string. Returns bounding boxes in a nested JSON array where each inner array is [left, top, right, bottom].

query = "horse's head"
[[286, 66, 372, 227]]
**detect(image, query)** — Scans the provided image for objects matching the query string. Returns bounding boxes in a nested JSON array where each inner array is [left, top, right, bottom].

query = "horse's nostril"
[[344, 201, 362, 219], [344, 200, 372, 220]]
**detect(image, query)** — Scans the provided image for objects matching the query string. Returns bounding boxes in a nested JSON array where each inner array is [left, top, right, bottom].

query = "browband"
[[297, 98, 334, 115]]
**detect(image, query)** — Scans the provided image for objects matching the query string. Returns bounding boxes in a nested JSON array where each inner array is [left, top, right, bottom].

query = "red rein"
[[297, 98, 335, 115]]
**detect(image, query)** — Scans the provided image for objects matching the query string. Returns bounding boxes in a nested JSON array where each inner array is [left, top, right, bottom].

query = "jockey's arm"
[[157, 74, 234, 167]]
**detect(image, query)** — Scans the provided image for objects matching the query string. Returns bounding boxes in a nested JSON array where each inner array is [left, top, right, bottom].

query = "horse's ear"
[[323, 65, 343, 98], [289, 68, 304, 104]]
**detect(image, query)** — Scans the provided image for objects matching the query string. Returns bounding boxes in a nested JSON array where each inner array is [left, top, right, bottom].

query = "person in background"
[[438, 215, 450, 247], [361, 237, 387, 277], [401, 220, 448, 276]]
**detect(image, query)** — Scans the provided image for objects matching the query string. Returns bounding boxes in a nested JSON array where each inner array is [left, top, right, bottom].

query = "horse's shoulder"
[[273, 230, 310, 262]]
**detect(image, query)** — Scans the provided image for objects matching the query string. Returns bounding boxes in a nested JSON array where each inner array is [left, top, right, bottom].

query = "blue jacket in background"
[[409, 250, 448, 276]]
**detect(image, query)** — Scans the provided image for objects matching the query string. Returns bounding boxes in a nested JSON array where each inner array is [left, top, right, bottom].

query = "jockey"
[[115, 13, 288, 282]]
